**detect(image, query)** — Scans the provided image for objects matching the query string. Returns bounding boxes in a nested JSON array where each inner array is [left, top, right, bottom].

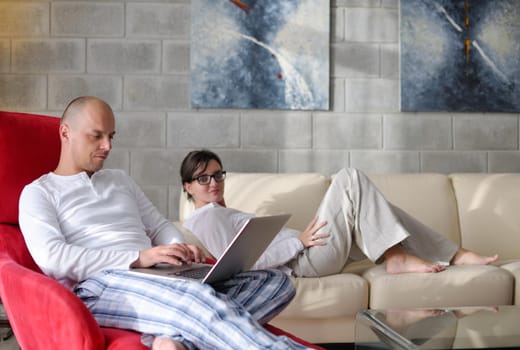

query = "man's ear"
[[59, 123, 70, 141]]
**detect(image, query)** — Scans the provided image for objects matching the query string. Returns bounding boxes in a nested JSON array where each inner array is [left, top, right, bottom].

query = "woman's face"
[[183, 159, 225, 208]]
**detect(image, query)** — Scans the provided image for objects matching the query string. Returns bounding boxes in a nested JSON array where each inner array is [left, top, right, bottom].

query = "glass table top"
[[355, 305, 520, 349]]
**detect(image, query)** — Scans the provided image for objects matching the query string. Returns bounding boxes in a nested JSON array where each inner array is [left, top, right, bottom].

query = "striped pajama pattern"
[[75, 269, 310, 350]]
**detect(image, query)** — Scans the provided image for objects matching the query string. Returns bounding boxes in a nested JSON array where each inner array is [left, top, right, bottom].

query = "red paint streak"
[[229, 0, 250, 13]]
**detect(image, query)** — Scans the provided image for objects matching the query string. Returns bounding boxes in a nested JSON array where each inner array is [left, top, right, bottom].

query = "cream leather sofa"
[[177, 172, 520, 344]]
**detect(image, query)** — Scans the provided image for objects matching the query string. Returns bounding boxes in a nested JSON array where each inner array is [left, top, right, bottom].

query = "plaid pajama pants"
[[75, 268, 309, 350]]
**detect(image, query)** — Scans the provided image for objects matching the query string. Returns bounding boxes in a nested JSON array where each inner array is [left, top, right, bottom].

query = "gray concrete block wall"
[[12, 39, 85, 73], [87, 40, 162, 73], [167, 113, 240, 148], [51, 2, 124, 37], [48, 75, 123, 110], [1, 0, 519, 220], [0, 41, 10, 73]]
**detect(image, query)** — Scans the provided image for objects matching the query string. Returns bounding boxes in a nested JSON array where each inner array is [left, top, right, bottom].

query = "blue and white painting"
[[401, 0, 520, 112], [191, 0, 329, 110]]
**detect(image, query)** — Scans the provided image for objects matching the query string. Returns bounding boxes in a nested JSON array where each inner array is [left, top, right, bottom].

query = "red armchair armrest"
[[0, 252, 105, 349], [0, 252, 147, 350]]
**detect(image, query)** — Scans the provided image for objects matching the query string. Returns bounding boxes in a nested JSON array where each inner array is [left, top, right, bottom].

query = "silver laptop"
[[130, 213, 291, 284]]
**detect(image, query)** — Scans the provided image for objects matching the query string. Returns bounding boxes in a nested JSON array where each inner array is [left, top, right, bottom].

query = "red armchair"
[[0, 110, 146, 349], [0, 110, 323, 350]]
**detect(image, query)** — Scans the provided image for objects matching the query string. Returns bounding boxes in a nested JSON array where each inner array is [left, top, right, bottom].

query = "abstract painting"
[[191, 0, 330, 110], [401, 0, 520, 112]]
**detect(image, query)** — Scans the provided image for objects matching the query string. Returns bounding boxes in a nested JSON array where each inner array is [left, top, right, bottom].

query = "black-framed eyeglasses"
[[192, 171, 227, 185]]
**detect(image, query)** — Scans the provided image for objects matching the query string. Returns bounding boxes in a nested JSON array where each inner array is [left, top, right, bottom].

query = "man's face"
[[64, 102, 116, 176]]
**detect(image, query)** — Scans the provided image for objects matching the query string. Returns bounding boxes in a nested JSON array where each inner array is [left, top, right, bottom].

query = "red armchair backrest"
[[0, 111, 61, 225], [0, 111, 60, 269]]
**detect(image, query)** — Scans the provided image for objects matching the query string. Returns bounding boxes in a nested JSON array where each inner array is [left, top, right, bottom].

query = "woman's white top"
[[183, 202, 304, 275]]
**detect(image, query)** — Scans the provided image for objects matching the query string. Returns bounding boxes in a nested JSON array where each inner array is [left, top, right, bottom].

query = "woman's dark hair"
[[180, 149, 223, 200]]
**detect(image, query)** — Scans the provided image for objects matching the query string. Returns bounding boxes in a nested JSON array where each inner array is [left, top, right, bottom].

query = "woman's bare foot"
[[152, 337, 187, 350], [384, 245, 445, 274], [451, 248, 498, 266]]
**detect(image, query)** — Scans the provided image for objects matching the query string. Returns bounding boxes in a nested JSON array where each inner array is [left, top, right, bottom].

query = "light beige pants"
[[289, 168, 458, 277]]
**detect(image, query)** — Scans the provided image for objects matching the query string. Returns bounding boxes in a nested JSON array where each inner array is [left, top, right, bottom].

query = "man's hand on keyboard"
[[131, 243, 206, 268]]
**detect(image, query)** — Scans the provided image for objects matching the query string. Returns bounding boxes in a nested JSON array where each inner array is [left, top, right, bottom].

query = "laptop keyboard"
[[168, 265, 212, 279]]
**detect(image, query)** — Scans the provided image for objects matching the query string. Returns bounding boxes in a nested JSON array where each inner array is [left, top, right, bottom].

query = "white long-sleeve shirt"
[[19, 169, 184, 289], [183, 202, 303, 275]]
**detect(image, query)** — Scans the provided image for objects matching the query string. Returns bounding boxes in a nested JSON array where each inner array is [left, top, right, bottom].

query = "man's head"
[[56, 96, 115, 177]]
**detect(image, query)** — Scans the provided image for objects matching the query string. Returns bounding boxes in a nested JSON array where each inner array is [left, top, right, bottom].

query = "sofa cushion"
[[174, 222, 212, 257], [363, 264, 514, 309], [180, 172, 330, 231], [500, 261, 520, 305], [368, 173, 461, 245], [278, 274, 368, 319], [451, 174, 520, 260], [0, 111, 60, 224], [271, 317, 356, 344]]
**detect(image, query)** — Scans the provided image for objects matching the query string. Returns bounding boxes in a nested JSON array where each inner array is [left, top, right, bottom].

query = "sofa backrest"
[[369, 173, 461, 245], [451, 174, 520, 260], [179, 172, 462, 246]]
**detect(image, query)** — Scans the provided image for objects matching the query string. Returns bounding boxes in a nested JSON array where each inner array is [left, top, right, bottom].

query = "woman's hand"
[[131, 243, 206, 268], [298, 216, 330, 248]]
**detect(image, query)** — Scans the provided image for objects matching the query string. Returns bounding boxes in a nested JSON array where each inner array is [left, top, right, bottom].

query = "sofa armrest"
[[0, 253, 105, 350]]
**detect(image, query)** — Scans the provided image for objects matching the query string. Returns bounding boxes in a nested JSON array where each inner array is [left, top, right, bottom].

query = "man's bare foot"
[[152, 337, 187, 350], [384, 245, 445, 274], [451, 248, 498, 266]]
